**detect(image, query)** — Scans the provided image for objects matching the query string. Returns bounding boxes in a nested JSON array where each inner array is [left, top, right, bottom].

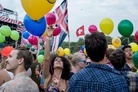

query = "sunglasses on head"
[[78, 60, 86, 63]]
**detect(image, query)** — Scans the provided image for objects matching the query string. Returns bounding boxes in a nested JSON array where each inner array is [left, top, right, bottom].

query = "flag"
[[76, 25, 85, 37], [51, 0, 68, 51]]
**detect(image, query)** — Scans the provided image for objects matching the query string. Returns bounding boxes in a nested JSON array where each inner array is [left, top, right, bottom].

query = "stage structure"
[[0, 4, 25, 48]]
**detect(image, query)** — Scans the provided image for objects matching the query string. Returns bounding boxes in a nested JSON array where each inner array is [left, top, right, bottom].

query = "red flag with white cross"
[[76, 25, 85, 37]]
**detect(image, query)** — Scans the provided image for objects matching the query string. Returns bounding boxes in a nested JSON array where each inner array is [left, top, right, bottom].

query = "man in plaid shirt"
[[109, 49, 138, 92], [68, 32, 129, 92]]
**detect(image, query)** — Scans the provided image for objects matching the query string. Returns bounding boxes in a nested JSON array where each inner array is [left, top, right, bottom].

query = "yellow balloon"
[[112, 37, 121, 48], [100, 18, 114, 35], [64, 48, 70, 55], [129, 42, 138, 53], [108, 45, 116, 50], [21, 0, 56, 20], [56, 47, 64, 56], [84, 48, 88, 56], [43, 31, 48, 36]]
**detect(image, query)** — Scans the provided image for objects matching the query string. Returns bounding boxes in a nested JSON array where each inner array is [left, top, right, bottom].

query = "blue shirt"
[[68, 63, 129, 92]]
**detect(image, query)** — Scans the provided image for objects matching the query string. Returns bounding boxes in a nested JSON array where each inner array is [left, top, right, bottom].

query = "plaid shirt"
[[68, 63, 129, 92], [0, 72, 39, 92], [118, 67, 138, 92]]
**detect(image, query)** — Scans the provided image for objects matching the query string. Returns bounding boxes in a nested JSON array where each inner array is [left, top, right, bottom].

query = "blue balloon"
[[81, 45, 85, 52], [24, 14, 46, 36], [22, 31, 30, 39]]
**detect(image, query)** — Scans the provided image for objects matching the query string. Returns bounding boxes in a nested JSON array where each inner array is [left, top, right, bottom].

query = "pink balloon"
[[88, 25, 97, 33], [46, 12, 56, 25], [53, 25, 61, 36], [28, 35, 38, 45]]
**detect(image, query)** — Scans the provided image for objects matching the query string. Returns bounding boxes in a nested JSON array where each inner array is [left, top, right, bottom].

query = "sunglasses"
[[86, 62, 91, 65], [78, 60, 86, 63]]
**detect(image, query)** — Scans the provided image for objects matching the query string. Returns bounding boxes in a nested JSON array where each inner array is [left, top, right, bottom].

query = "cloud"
[[0, 0, 138, 42]]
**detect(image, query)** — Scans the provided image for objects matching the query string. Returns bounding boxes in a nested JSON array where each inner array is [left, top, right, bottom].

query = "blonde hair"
[[71, 52, 81, 66]]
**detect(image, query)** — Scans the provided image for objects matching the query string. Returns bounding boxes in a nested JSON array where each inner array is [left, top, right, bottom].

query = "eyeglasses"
[[78, 60, 86, 63], [86, 62, 91, 65]]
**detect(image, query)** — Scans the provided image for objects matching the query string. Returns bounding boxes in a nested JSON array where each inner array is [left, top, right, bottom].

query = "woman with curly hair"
[[43, 26, 71, 92]]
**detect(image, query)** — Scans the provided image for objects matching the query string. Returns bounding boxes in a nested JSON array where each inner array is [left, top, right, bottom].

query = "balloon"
[[84, 48, 88, 56], [0, 25, 11, 36], [39, 50, 44, 55], [129, 42, 138, 53], [56, 47, 64, 56], [0, 33, 5, 43], [1, 46, 13, 57], [21, 0, 56, 20], [46, 12, 56, 25], [112, 37, 121, 48], [10, 30, 20, 41], [134, 30, 138, 42], [100, 18, 114, 35], [24, 14, 46, 36], [64, 48, 70, 55], [28, 35, 38, 45], [43, 31, 48, 36], [39, 41, 43, 46], [37, 55, 44, 63], [88, 25, 97, 33], [108, 45, 116, 50], [22, 31, 30, 39], [81, 45, 85, 52], [31, 47, 35, 52], [118, 19, 133, 37], [53, 25, 61, 36], [132, 51, 138, 69], [26, 43, 32, 48]]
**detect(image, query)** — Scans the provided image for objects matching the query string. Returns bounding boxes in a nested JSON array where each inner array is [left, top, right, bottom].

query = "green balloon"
[[39, 50, 44, 55], [39, 41, 43, 46], [0, 33, 5, 43], [26, 44, 32, 48], [10, 30, 20, 41], [118, 19, 133, 37], [132, 51, 138, 69], [37, 55, 44, 63], [31, 48, 35, 52], [0, 25, 11, 37]]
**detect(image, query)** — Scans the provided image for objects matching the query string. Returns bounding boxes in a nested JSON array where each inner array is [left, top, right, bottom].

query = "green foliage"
[[60, 35, 138, 54]]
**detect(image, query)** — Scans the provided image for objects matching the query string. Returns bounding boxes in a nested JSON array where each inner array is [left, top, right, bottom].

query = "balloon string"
[[121, 37, 128, 43]]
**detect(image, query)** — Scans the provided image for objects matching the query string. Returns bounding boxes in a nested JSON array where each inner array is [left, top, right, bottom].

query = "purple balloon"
[[88, 25, 97, 33]]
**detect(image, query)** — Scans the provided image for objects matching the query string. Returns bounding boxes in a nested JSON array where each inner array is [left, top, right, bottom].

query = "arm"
[[43, 26, 54, 87]]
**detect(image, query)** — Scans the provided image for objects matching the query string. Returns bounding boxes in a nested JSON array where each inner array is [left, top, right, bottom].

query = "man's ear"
[[18, 58, 24, 65]]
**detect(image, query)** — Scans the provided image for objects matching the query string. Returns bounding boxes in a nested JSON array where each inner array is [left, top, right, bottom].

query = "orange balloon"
[[1, 46, 13, 57]]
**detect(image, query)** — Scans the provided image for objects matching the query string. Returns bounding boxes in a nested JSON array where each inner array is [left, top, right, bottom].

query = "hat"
[[122, 45, 131, 51]]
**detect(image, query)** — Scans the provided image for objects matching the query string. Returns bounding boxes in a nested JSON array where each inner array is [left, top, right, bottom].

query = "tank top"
[[4, 69, 14, 79]]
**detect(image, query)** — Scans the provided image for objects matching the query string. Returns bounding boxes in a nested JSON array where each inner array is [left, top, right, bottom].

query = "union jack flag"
[[50, 0, 68, 51]]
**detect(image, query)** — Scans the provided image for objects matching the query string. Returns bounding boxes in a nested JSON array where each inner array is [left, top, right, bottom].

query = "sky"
[[0, 0, 138, 42]]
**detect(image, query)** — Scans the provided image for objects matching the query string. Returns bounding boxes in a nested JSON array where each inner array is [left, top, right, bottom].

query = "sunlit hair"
[[15, 46, 33, 70], [106, 48, 115, 59], [85, 32, 107, 62], [71, 52, 81, 66], [50, 56, 71, 80]]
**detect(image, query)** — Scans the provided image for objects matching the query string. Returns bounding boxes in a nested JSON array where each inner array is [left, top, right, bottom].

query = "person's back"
[[0, 72, 39, 92], [69, 63, 128, 92], [68, 32, 129, 92]]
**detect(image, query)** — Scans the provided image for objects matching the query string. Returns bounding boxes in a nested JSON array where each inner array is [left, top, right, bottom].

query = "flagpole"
[[66, 0, 70, 51]]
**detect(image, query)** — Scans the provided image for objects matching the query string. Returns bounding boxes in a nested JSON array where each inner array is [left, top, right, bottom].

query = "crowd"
[[0, 26, 138, 92]]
